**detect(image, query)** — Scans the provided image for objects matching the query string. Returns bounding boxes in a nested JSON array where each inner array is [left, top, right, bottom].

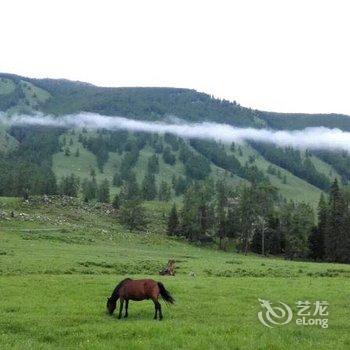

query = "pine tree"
[[64, 147, 71, 156], [158, 181, 171, 201], [180, 182, 214, 241], [325, 179, 348, 262], [119, 172, 139, 201], [58, 174, 80, 197], [113, 172, 123, 187], [216, 179, 228, 249], [167, 203, 179, 235], [147, 154, 159, 174], [281, 201, 314, 260], [98, 179, 110, 203], [153, 139, 163, 153], [180, 184, 202, 241], [119, 200, 147, 231], [173, 175, 189, 195], [82, 178, 97, 202], [309, 226, 322, 261], [90, 168, 96, 181], [238, 185, 257, 254], [112, 193, 120, 209], [309, 193, 326, 260], [282, 174, 287, 184], [75, 148, 80, 157], [162, 146, 176, 165], [141, 172, 157, 200]]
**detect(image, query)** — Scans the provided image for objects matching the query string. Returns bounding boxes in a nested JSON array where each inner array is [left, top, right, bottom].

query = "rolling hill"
[[0, 72, 350, 209]]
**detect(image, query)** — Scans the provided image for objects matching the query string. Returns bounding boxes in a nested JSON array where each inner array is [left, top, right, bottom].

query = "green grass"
[[20, 80, 51, 106], [231, 144, 324, 209], [0, 79, 51, 115], [0, 128, 18, 153], [0, 197, 349, 349], [308, 154, 341, 182], [53, 133, 113, 177], [0, 78, 15, 95]]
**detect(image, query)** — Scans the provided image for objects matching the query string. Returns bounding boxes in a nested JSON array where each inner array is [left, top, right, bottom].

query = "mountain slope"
[[1, 73, 350, 207], [48, 127, 330, 208], [2, 72, 350, 130]]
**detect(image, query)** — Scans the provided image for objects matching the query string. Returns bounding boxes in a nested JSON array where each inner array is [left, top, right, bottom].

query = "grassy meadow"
[[0, 196, 349, 349]]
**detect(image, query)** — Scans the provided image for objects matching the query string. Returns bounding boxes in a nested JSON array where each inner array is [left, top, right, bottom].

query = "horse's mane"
[[110, 278, 132, 301]]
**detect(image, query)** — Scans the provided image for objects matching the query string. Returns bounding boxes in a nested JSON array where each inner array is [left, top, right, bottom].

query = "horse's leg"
[[118, 298, 124, 319], [152, 300, 158, 320], [153, 299, 162, 320], [124, 300, 129, 318], [157, 301, 163, 321]]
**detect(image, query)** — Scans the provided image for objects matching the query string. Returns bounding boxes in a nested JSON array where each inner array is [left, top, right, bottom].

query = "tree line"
[[167, 178, 350, 263]]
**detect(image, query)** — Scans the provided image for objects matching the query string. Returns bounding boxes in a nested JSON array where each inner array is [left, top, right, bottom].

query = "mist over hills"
[[1, 72, 350, 208], [1, 72, 350, 130]]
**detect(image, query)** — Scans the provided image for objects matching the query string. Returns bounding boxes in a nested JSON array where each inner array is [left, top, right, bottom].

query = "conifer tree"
[[119, 172, 139, 201], [90, 168, 96, 181], [216, 179, 228, 249], [309, 193, 326, 260], [162, 146, 176, 165], [158, 181, 171, 201], [112, 193, 120, 209], [64, 147, 71, 156], [147, 154, 159, 174], [141, 172, 157, 200], [98, 179, 110, 203], [325, 179, 347, 262], [113, 172, 123, 187], [167, 203, 179, 235], [58, 174, 80, 197], [119, 200, 147, 231], [82, 178, 97, 202]]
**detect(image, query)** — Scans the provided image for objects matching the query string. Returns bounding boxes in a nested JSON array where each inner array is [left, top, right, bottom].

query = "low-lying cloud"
[[1, 112, 350, 152]]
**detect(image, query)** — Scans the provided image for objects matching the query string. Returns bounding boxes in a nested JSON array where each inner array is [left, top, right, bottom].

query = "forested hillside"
[[0, 72, 349, 198], [1, 73, 350, 263]]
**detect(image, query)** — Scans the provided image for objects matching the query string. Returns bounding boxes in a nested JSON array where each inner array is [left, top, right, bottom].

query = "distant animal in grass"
[[106, 278, 175, 320], [159, 259, 176, 276]]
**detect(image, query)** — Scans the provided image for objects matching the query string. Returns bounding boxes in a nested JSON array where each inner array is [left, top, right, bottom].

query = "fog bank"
[[1, 112, 350, 152]]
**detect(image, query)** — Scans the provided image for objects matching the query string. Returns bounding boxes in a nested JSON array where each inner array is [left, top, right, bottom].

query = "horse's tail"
[[158, 282, 175, 304]]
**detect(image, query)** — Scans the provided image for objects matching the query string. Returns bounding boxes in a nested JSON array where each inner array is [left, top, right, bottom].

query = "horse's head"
[[106, 297, 116, 315]]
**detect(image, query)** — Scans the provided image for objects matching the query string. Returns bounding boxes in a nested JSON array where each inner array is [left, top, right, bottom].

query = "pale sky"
[[1, 0, 350, 115]]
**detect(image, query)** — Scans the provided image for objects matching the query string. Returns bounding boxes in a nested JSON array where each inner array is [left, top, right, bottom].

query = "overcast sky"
[[1, 0, 350, 115]]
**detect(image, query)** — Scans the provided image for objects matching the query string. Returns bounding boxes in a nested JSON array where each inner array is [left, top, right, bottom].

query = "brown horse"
[[106, 278, 174, 320]]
